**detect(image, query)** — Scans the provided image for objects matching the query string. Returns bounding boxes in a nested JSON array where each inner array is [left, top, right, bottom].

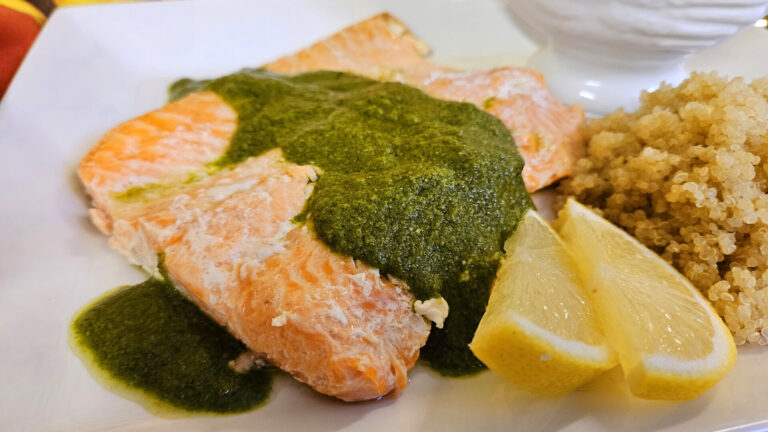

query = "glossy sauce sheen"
[[71, 277, 273, 413], [170, 70, 532, 373]]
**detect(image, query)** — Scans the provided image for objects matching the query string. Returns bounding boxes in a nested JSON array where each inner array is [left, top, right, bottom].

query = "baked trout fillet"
[[78, 14, 584, 401]]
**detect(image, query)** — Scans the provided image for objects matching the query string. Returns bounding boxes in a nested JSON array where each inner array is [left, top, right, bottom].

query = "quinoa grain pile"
[[560, 72, 768, 345]]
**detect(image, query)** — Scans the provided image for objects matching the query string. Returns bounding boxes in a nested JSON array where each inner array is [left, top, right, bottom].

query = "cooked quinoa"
[[560, 72, 768, 346]]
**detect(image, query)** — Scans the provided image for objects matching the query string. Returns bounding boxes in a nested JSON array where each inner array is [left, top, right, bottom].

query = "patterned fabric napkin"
[[0, 0, 44, 100], [0, 0, 131, 100]]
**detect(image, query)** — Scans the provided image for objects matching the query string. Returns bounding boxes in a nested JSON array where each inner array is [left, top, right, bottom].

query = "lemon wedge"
[[555, 198, 737, 400], [470, 209, 617, 396]]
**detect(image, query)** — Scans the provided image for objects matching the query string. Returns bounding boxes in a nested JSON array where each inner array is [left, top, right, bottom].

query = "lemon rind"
[[471, 314, 616, 396], [512, 314, 616, 365]]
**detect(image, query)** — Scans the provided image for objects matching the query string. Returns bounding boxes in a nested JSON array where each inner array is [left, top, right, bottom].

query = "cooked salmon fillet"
[[265, 13, 585, 191], [100, 149, 429, 401], [81, 95, 431, 401], [79, 91, 237, 234], [78, 13, 584, 401]]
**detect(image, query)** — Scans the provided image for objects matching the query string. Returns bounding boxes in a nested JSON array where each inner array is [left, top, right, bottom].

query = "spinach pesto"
[[172, 69, 532, 375], [71, 276, 273, 414]]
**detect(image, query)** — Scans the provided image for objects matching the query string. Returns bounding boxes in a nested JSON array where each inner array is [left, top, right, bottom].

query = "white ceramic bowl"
[[505, 0, 768, 114]]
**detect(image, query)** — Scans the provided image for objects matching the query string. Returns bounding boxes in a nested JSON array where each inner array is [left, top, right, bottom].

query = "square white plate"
[[1, 1, 767, 430]]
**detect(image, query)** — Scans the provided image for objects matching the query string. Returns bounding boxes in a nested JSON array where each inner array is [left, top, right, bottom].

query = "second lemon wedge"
[[555, 198, 737, 400], [470, 210, 617, 396]]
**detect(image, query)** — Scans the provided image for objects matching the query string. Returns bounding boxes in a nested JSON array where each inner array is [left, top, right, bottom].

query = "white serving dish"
[[1, 0, 768, 431], [505, 0, 768, 114]]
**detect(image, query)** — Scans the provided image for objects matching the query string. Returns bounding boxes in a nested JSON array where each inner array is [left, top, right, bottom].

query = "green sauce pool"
[[70, 277, 273, 415]]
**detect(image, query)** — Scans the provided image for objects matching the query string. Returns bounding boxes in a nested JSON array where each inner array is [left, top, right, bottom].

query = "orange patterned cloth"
[[0, 1, 42, 100]]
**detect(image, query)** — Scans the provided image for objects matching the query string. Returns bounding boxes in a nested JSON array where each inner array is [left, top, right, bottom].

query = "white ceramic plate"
[[1, 1, 767, 430]]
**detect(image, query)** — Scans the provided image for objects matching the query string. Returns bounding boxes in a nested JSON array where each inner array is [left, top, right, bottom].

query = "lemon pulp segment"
[[555, 199, 736, 400]]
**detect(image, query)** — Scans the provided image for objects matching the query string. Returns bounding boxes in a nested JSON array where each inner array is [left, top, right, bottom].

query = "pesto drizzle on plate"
[[71, 275, 273, 414]]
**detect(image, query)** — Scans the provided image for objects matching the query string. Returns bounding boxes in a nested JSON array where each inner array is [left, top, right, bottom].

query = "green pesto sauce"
[[71, 277, 273, 414], [171, 69, 532, 375]]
